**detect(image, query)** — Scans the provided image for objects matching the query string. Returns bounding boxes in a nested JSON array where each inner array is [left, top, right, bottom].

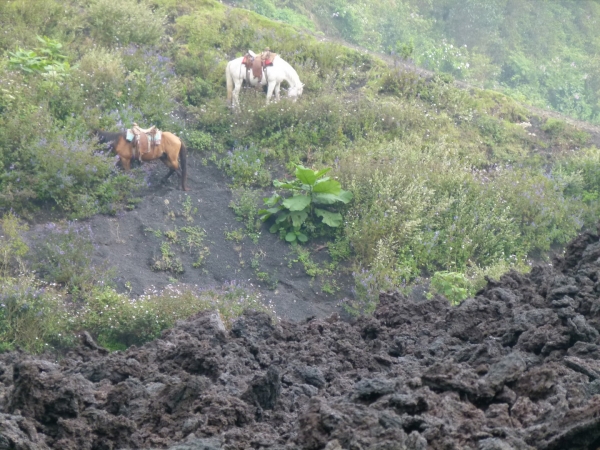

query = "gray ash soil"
[[28, 153, 352, 322], [3, 225, 600, 449]]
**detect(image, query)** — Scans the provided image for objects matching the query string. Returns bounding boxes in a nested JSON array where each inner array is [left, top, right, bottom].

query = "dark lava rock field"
[[3, 227, 600, 449]]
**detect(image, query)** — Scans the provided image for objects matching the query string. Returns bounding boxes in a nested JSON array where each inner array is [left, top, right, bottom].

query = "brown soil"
[[2, 226, 600, 449]]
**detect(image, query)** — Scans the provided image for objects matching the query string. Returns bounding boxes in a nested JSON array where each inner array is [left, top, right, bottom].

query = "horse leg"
[[233, 79, 242, 110], [161, 150, 186, 187], [161, 168, 176, 183], [121, 157, 132, 170], [275, 82, 281, 102], [266, 81, 276, 105]]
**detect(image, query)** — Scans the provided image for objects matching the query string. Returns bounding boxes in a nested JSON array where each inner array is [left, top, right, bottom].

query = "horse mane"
[[94, 130, 125, 144]]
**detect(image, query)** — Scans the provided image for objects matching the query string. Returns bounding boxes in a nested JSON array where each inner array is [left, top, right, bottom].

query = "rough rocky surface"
[[3, 229, 600, 449]]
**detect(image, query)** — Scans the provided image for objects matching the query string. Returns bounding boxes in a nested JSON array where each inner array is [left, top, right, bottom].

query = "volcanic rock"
[[1, 230, 600, 448]]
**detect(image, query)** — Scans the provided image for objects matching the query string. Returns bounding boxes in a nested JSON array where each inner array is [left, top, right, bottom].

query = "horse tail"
[[180, 140, 188, 191], [226, 61, 233, 103]]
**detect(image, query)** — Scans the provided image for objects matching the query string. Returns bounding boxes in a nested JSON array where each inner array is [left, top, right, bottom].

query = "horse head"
[[93, 130, 123, 151], [288, 83, 304, 101]]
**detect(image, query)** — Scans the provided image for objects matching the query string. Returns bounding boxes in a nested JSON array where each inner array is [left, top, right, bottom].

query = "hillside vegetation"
[[0, 0, 599, 351], [233, 0, 600, 123]]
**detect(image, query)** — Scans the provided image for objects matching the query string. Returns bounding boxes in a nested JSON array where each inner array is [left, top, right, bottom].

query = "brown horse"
[[95, 130, 188, 191]]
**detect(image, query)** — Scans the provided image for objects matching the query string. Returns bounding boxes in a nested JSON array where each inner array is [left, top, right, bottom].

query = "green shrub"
[[340, 132, 581, 303], [259, 165, 353, 243], [493, 169, 580, 252], [378, 69, 427, 98], [218, 145, 272, 187], [0, 277, 67, 353], [30, 222, 113, 296], [541, 118, 567, 137], [8, 36, 70, 80], [183, 77, 215, 105], [344, 266, 398, 317], [427, 271, 471, 305], [86, 0, 164, 46], [151, 241, 185, 274], [230, 188, 263, 242], [0, 212, 29, 279], [184, 129, 215, 152], [146, 219, 210, 274], [0, 130, 144, 218], [75, 48, 126, 112], [0, 277, 275, 353], [75, 282, 274, 350]]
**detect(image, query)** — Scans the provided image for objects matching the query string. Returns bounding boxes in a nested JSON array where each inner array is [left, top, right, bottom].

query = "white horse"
[[225, 52, 303, 109]]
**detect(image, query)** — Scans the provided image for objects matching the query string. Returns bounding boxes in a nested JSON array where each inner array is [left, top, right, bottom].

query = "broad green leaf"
[[313, 179, 341, 195], [258, 209, 270, 221], [263, 194, 280, 207], [338, 190, 354, 204], [285, 232, 297, 242], [269, 223, 281, 233], [314, 168, 332, 179], [313, 193, 340, 205], [290, 211, 308, 228], [259, 206, 282, 222], [315, 209, 343, 227], [275, 211, 290, 223], [297, 232, 308, 243], [295, 165, 317, 186], [282, 195, 311, 211], [273, 180, 296, 189]]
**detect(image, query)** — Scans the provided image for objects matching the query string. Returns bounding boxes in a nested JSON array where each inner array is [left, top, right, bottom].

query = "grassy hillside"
[[231, 0, 600, 124], [0, 0, 599, 351]]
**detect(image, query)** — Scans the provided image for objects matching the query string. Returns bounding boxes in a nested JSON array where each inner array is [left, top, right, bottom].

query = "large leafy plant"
[[8, 36, 70, 80], [259, 165, 353, 243]]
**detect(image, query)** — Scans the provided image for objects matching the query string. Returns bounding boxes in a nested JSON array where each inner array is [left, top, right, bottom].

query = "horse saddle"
[[126, 123, 162, 160], [242, 50, 277, 82]]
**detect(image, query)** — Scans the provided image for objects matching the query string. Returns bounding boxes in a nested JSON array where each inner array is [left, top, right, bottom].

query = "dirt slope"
[[28, 153, 350, 322], [1, 226, 600, 449]]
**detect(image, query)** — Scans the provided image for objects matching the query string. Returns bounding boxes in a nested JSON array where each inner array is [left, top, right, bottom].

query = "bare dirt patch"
[[40, 153, 351, 322]]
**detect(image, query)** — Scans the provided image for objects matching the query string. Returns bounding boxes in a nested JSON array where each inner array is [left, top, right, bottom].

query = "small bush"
[[378, 70, 426, 98], [183, 77, 215, 105], [86, 0, 164, 46], [151, 241, 185, 274], [218, 145, 272, 187], [230, 188, 263, 241], [185, 129, 215, 152], [30, 222, 113, 296], [427, 271, 471, 305], [75, 48, 125, 112], [541, 118, 590, 148], [0, 277, 67, 353], [0, 212, 29, 278], [74, 282, 275, 349]]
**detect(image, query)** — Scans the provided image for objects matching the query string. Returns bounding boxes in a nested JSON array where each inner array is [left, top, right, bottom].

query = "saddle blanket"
[[242, 53, 277, 80]]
